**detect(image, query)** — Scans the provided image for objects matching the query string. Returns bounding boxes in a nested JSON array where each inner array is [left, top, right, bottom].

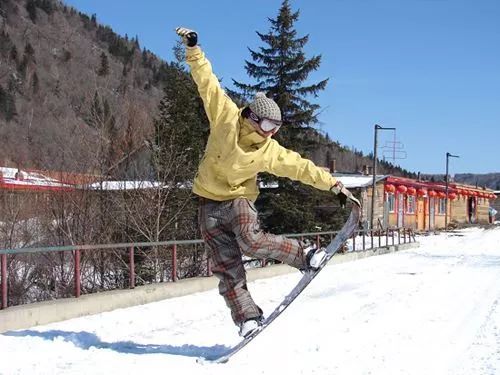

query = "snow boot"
[[304, 243, 327, 270], [238, 317, 263, 338]]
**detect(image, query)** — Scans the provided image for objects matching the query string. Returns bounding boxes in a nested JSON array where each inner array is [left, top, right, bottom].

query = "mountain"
[[0, 0, 414, 178], [421, 173, 500, 190], [0, 0, 171, 174]]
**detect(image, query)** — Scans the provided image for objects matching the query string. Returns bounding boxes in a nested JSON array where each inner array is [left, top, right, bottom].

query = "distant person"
[[175, 27, 360, 337], [489, 206, 497, 224]]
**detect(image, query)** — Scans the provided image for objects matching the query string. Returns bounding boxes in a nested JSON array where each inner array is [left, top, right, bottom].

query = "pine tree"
[[26, 0, 37, 22], [0, 30, 13, 57], [229, 0, 335, 233], [0, 84, 17, 121], [24, 42, 35, 57], [152, 60, 208, 182], [32, 71, 39, 94], [9, 45, 18, 62], [230, 0, 328, 152], [97, 52, 109, 76]]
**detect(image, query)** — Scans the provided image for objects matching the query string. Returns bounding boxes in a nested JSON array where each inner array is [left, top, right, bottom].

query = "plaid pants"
[[199, 197, 306, 325]]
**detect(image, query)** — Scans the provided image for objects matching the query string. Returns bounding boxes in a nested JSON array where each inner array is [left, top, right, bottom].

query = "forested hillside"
[[423, 173, 500, 190], [0, 0, 172, 176], [0, 0, 415, 179]]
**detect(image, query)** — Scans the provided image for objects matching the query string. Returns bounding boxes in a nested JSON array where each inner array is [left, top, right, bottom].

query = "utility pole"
[[445, 152, 460, 230], [371, 124, 396, 230]]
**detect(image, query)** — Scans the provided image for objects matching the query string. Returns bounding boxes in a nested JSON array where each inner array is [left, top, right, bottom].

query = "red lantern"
[[428, 190, 437, 197], [397, 185, 407, 194], [407, 187, 416, 195], [491, 194, 497, 200], [438, 191, 446, 199], [385, 184, 396, 193], [448, 192, 457, 200], [417, 188, 427, 197]]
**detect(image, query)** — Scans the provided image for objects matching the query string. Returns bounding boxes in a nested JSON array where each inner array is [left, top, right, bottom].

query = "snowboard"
[[202, 204, 361, 364]]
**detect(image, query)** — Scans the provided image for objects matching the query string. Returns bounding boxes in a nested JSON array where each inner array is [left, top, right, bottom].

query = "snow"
[[85, 180, 161, 190], [1, 227, 500, 374], [335, 174, 387, 188]]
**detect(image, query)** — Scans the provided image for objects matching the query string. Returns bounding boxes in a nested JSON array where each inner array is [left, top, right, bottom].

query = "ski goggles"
[[249, 110, 282, 133]]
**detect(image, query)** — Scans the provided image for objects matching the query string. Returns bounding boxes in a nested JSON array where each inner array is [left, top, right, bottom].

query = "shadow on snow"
[[3, 329, 230, 360]]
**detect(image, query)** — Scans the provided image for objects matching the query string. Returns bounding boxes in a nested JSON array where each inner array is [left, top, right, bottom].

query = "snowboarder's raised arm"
[[175, 27, 238, 129]]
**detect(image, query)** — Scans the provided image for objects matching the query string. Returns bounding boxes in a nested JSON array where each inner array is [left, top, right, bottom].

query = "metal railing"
[[0, 227, 416, 310]]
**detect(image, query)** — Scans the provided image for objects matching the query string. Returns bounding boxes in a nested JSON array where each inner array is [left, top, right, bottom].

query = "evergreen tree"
[[24, 42, 35, 57], [32, 71, 39, 94], [229, 0, 337, 233], [97, 52, 109, 76], [153, 60, 208, 182], [26, 0, 37, 22], [230, 0, 328, 152], [9, 45, 18, 62], [0, 84, 17, 121], [0, 30, 13, 57], [141, 57, 209, 246]]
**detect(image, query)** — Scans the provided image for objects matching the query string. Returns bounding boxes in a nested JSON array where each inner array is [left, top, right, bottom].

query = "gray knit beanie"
[[248, 92, 282, 122]]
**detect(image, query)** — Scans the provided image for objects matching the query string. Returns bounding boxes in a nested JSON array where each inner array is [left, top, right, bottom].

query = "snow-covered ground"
[[1, 227, 500, 375]]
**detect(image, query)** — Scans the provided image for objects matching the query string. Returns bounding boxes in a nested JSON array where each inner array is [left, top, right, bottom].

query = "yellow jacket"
[[186, 46, 337, 202]]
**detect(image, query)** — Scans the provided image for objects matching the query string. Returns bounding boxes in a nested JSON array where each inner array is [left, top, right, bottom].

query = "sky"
[[62, 0, 500, 175], [2, 227, 500, 374]]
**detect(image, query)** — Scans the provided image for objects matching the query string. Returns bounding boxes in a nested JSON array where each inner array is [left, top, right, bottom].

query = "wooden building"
[[335, 173, 496, 231], [365, 176, 495, 231]]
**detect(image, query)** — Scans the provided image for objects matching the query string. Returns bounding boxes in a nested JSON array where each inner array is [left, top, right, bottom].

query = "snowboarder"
[[175, 27, 361, 338]]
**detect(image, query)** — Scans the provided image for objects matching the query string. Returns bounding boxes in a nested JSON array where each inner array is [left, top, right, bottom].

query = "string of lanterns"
[[384, 184, 496, 201]]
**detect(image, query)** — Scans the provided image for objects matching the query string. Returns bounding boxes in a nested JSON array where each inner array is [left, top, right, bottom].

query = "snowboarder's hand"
[[175, 27, 198, 47], [331, 181, 361, 208]]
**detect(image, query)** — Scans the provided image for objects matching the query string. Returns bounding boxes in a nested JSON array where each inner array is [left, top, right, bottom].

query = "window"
[[406, 195, 416, 214], [387, 193, 395, 213], [438, 198, 446, 214]]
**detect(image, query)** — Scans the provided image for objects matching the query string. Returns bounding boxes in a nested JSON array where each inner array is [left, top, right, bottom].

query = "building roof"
[[0, 167, 74, 192], [333, 174, 388, 188]]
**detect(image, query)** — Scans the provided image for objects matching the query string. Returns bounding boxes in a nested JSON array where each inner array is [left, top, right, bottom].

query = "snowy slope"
[[1, 227, 500, 375]]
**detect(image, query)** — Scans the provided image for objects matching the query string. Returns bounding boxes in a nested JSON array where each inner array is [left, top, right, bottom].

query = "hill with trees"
[[0, 0, 415, 180]]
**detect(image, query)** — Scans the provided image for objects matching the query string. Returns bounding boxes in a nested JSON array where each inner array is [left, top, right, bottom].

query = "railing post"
[[129, 246, 135, 289], [172, 244, 177, 282], [1, 253, 7, 309], [398, 228, 401, 244], [403, 228, 407, 244], [74, 249, 81, 298], [261, 258, 266, 268], [378, 231, 381, 248], [371, 230, 374, 249], [362, 231, 365, 251], [352, 231, 356, 252], [206, 257, 212, 277], [316, 234, 320, 249], [386, 228, 389, 247]]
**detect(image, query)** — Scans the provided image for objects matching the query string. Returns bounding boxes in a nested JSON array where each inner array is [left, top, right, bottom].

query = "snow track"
[[1, 227, 500, 374]]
